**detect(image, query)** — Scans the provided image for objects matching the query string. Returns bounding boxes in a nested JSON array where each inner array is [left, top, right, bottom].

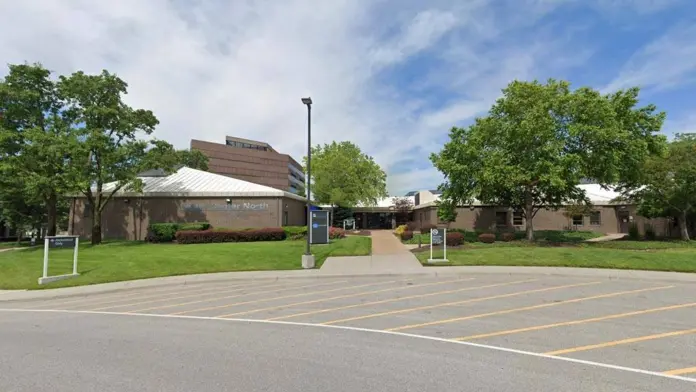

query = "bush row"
[[175, 228, 286, 244], [147, 222, 211, 242]]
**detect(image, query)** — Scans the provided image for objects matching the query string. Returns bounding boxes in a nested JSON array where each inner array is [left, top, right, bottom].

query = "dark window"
[[590, 211, 601, 226], [495, 211, 508, 226], [572, 215, 584, 226], [83, 203, 92, 218], [513, 211, 524, 226], [283, 211, 289, 226]]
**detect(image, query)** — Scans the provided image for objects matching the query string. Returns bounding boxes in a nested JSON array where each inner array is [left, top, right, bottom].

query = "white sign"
[[427, 228, 449, 263], [39, 236, 80, 285]]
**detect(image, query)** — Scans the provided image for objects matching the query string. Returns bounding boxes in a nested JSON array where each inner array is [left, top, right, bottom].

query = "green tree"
[[436, 198, 458, 228], [431, 79, 666, 241], [0, 63, 79, 236], [58, 70, 179, 244], [619, 134, 696, 240], [177, 149, 209, 171], [392, 197, 413, 225], [303, 141, 387, 207]]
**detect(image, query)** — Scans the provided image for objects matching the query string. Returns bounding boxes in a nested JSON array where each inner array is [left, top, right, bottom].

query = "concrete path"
[[320, 230, 423, 274], [585, 233, 626, 242]]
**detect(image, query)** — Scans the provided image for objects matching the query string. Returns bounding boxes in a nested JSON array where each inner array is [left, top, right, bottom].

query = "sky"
[[1, 0, 695, 196]]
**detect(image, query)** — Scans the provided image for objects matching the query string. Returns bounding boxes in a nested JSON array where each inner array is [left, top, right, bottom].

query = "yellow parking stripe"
[[87, 280, 333, 311], [387, 285, 673, 332], [171, 279, 404, 316], [664, 367, 696, 376], [456, 301, 696, 341], [322, 281, 601, 325], [217, 278, 476, 318], [267, 279, 534, 321], [127, 280, 350, 313], [546, 328, 696, 356], [29, 281, 260, 309]]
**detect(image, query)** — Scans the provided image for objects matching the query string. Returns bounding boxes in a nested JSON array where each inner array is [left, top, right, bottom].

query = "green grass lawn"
[[0, 236, 371, 290], [418, 241, 696, 273]]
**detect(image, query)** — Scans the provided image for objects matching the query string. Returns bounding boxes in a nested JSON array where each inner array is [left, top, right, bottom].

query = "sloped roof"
[[318, 195, 417, 210], [413, 184, 622, 209], [95, 167, 305, 201]]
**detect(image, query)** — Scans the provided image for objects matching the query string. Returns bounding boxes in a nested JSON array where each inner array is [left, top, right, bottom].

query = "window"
[[513, 211, 524, 226], [83, 202, 92, 218], [495, 211, 508, 226], [283, 211, 289, 226], [590, 211, 601, 226], [572, 215, 584, 226]]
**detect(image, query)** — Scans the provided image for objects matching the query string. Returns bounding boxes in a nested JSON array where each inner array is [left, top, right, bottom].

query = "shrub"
[[175, 228, 286, 244], [478, 233, 496, 243], [501, 232, 515, 242], [400, 231, 414, 241], [178, 222, 211, 231], [420, 223, 437, 234], [628, 223, 640, 240], [446, 232, 464, 246], [283, 226, 307, 237], [329, 227, 346, 239], [147, 223, 179, 242], [406, 222, 419, 232], [644, 224, 656, 241], [394, 224, 409, 236]]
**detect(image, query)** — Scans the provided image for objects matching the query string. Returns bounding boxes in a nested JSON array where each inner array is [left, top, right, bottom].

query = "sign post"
[[427, 228, 449, 263], [39, 235, 80, 285]]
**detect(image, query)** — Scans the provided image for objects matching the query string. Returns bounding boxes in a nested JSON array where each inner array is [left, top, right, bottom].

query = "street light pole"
[[301, 97, 315, 268]]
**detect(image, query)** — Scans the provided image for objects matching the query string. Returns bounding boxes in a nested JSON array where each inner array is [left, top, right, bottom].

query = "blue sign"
[[312, 223, 319, 229]]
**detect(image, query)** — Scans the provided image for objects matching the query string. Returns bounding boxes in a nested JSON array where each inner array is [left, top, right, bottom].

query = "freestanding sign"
[[310, 210, 330, 244], [39, 235, 80, 285], [428, 228, 448, 263]]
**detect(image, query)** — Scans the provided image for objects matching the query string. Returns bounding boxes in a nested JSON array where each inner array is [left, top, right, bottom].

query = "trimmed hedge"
[[283, 226, 308, 237], [400, 231, 414, 241], [501, 232, 515, 242], [147, 222, 211, 242], [175, 228, 286, 244], [446, 232, 464, 246], [420, 223, 437, 234], [478, 233, 496, 243], [394, 224, 408, 236]]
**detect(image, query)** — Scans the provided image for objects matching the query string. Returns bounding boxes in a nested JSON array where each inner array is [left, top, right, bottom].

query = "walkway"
[[320, 230, 423, 274]]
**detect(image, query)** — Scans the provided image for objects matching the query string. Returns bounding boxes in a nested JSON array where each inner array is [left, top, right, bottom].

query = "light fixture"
[[124, 199, 130, 204], [301, 97, 313, 106], [469, 205, 475, 211], [226, 198, 232, 204]]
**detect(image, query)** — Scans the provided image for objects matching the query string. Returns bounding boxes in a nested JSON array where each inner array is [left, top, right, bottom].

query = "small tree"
[[562, 203, 593, 231], [436, 199, 458, 228], [392, 197, 413, 225]]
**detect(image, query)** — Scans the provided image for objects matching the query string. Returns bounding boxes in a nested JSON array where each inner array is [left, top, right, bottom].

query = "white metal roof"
[[96, 167, 306, 201], [413, 184, 622, 209], [318, 195, 416, 209]]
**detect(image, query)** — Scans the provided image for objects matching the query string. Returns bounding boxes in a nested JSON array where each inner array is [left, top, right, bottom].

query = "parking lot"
[[3, 274, 695, 381]]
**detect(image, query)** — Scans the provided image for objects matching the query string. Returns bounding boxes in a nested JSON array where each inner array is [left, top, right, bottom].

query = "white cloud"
[[1, 0, 669, 196], [602, 23, 696, 93]]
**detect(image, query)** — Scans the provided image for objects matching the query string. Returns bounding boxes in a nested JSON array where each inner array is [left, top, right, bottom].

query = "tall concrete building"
[[190, 136, 305, 194]]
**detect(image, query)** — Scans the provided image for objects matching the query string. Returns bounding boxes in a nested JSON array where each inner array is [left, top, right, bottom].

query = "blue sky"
[[1, 0, 695, 196]]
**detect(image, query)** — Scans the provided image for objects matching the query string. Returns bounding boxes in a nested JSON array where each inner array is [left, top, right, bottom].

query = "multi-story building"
[[190, 136, 305, 194]]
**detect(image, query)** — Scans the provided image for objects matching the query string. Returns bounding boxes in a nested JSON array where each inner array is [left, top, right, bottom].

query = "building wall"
[[191, 139, 303, 192], [69, 196, 306, 241], [414, 205, 675, 236]]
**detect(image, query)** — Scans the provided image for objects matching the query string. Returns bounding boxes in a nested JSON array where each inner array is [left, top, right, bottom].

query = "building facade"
[[69, 167, 307, 241], [191, 136, 304, 194]]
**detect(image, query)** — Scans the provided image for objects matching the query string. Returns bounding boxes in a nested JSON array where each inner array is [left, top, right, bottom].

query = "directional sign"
[[48, 237, 76, 249], [310, 210, 329, 244], [431, 228, 444, 245]]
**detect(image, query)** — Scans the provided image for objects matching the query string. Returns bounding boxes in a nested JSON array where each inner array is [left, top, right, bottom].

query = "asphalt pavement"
[[1, 272, 695, 391]]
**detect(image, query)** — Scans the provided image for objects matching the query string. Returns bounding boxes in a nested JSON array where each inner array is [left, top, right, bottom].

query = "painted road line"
[[266, 279, 535, 321], [546, 328, 696, 356], [216, 278, 477, 318], [25, 280, 261, 309], [127, 279, 351, 313], [87, 280, 334, 312], [322, 281, 601, 326], [388, 285, 674, 332], [664, 367, 696, 376], [170, 279, 405, 316], [456, 301, 696, 341], [2, 308, 694, 385]]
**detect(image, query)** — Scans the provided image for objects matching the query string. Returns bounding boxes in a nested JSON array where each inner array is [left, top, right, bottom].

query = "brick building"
[[191, 136, 305, 194], [68, 167, 307, 241]]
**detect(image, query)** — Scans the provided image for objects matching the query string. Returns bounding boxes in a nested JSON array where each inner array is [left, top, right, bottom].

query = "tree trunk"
[[524, 191, 535, 241], [46, 193, 58, 237], [678, 211, 690, 241], [16, 227, 22, 246], [91, 207, 102, 245]]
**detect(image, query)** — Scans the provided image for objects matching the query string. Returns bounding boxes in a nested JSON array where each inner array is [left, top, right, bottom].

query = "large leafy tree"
[[619, 134, 696, 240], [431, 79, 665, 241], [58, 70, 180, 244], [303, 141, 388, 207], [0, 63, 80, 236]]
